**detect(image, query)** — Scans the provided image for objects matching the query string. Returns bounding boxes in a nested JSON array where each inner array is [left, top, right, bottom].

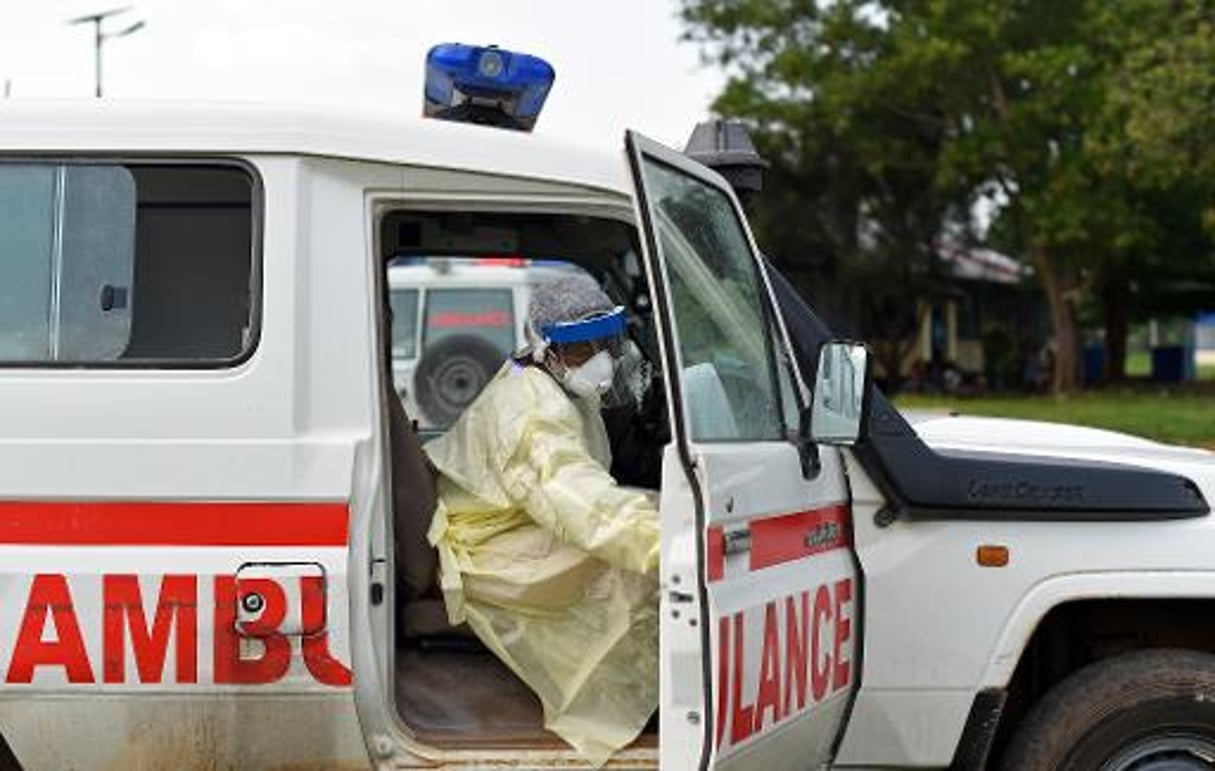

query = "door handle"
[[234, 562, 327, 637], [723, 527, 751, 555]]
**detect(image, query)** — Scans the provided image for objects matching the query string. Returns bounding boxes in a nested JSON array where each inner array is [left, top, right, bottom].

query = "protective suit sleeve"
[[495, 380, 659, 575]]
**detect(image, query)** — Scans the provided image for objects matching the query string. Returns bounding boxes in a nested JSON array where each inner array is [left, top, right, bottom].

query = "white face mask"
[[561, 349, 616, 400]]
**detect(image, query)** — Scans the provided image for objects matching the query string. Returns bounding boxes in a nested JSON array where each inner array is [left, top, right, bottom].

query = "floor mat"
[[395, 644, 659, 749], [396, 644, 561, 746]]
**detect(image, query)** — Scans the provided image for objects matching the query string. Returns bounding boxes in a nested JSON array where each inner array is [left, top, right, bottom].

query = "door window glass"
[[641, 157, 785, 442]]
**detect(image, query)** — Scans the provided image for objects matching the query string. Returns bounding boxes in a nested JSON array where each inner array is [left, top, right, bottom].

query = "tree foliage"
[[682, 0, 1215, 391]]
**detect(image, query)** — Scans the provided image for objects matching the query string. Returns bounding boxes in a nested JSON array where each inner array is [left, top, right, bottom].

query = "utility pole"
[[67, 7, 146, 98]]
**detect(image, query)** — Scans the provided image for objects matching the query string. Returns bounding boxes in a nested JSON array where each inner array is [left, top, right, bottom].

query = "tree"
[[1087, 0, 1215, 380], [684, 2, 968, 390], [682, 0, 1215, 392], [1095, 1, 1215, 190]]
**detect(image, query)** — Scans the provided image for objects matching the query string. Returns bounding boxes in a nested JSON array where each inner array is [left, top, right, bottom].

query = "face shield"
[[539, 307, 628, 400], [541, 306, 627, 354]]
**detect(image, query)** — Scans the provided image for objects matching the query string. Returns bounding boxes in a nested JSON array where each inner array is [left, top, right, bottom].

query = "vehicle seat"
[[389, 392, 466, 638], [681, 362, 740, 439]]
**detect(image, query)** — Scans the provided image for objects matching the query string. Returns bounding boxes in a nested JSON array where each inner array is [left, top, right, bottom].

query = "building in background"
[[876, 242, 1043, 392]]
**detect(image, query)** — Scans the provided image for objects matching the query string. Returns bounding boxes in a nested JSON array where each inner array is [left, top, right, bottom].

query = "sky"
[[0, 1, 727, 150]]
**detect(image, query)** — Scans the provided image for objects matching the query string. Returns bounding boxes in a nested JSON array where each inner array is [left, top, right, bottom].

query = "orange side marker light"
[[976, 545, 1010, 568]]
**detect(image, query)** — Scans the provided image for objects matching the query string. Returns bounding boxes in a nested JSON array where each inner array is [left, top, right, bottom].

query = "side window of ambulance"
[[0, 162, 256, 365], [642, 159, 786, 442], [0, 165, 136, 361]]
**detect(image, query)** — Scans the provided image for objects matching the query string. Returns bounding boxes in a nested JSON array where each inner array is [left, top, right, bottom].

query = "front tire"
[[1000, 649, 1215, 771]]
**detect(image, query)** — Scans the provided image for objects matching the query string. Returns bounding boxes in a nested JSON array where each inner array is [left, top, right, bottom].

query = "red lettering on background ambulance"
[[213, 576, 291, 684], [428, 311, 510, 329], [7, 574, 93, 683], [300, 575, 352, 686], [103, 574, 198, 683], [714, 578, 854, 751]]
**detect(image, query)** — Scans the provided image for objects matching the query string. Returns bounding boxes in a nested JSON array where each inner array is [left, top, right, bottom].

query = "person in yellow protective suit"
[[425, 273, 660, 766]]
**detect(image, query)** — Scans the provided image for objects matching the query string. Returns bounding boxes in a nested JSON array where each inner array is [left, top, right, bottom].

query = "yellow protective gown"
[[425, 362, 660, 766]]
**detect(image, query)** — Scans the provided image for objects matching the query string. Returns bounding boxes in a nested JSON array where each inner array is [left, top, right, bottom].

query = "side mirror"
[[809, 341, 871, 446]]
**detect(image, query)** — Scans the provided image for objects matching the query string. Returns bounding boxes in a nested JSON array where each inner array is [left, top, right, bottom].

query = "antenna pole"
[[67, 7, 145, 98]]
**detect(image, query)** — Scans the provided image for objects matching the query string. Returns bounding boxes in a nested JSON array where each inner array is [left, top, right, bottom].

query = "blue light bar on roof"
[[424, 43, 555, 132]]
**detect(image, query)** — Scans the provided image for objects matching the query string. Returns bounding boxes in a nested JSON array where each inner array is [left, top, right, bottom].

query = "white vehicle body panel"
[[836, 418, 1215, 766], [0, 102, 631, 198]]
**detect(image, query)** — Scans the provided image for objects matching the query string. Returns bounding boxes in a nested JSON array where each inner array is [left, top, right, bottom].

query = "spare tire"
[[413, 335, 505, 426]]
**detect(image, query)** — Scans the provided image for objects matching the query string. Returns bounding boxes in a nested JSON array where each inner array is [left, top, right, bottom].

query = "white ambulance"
[[0, 45, 1213, 771], [386, 258, 573, 428]]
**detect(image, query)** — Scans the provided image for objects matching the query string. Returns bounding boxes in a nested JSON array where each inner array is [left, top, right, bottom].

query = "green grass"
[[1125, 351, 1151, 377], [895, 387, 1215, 447]]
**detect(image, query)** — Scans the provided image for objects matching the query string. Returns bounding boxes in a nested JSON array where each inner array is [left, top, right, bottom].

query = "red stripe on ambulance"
[[749, 504, 850, 571], [706, 526, 725, 582], [715, 578, 854, 750], [0, 501, 348, 547], [707, 503, 850, 582]]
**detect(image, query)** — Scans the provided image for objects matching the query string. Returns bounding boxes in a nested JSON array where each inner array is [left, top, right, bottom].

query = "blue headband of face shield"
[[540, 306, 627, 345]]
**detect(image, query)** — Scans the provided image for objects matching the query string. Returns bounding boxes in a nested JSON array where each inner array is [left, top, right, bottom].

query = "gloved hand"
[[633, 374, 670, 447], [603, 375, 668, 490]]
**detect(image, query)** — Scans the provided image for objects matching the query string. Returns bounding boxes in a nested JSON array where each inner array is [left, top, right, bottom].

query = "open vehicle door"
[[626, 132, 861, 771]]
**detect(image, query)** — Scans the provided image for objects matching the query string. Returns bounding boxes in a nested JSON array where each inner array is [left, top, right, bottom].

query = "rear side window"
[[0, 162, 257, 365], [423, 288, 514, 355]]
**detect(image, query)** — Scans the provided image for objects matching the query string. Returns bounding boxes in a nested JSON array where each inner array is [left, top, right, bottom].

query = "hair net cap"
[[528, 274, 615, 341]]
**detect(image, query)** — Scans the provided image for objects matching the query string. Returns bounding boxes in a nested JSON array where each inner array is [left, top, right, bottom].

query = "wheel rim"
[[1099, 734, 1215, 771]]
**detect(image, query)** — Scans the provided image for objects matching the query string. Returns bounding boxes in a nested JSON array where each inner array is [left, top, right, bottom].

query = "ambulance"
[[0, 43, 1213, 771], [386, 257, 574, 428]]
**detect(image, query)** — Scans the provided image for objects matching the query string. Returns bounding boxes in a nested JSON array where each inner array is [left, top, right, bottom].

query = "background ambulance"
[[387, 257, 573, 428]]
